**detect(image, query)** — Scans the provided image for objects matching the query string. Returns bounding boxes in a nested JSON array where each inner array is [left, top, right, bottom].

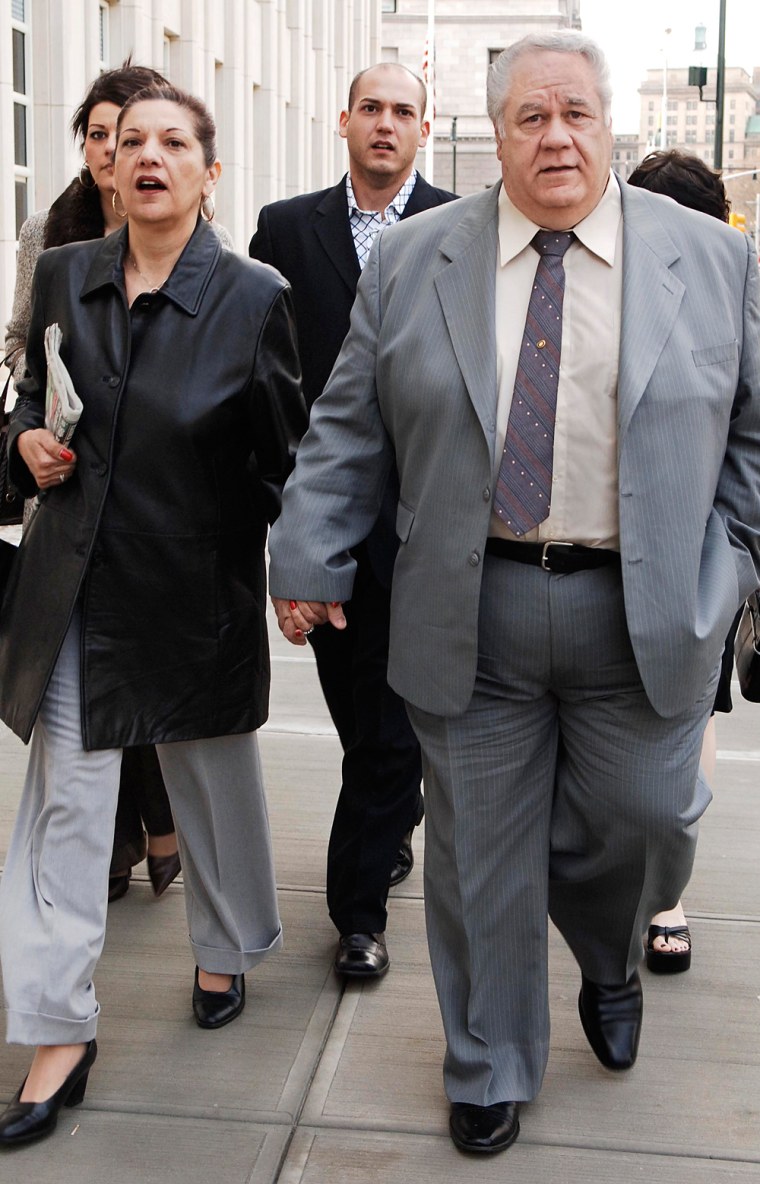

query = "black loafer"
[[334, 932, 389, 978], [449, 1101, 520, 1154], [192, 967, 245, 1029], [579, 970, 642, 1070]]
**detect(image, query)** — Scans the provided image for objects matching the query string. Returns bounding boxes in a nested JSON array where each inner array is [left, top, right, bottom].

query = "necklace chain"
[[128, 252, 169, 293]]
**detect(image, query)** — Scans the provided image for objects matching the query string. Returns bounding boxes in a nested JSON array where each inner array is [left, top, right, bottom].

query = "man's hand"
[[16, 429, 77, 490], [271, 597, 347, 646]]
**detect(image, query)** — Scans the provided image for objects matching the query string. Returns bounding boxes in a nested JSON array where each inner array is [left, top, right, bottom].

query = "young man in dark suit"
[[250, 63, 457, 979]]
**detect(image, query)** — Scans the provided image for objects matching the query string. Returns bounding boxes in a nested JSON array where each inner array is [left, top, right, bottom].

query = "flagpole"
[[425, 0, 435, 183]]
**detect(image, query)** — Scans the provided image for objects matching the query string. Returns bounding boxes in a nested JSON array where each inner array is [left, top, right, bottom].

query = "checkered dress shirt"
[[346, 170, 417, 270]]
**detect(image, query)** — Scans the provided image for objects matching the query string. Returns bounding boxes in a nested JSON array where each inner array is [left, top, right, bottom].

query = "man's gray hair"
[[487, 31, 613, 138]]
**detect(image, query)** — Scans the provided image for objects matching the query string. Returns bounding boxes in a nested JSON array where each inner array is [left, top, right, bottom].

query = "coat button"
[[468, 551, 480, 567], [102, 375, 119, 388], [482, 486, 491, 501]]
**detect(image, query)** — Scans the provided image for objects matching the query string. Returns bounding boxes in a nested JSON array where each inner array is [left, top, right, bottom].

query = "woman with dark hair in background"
[[5, 62, 232, 904], [628, 148, 733, 975]]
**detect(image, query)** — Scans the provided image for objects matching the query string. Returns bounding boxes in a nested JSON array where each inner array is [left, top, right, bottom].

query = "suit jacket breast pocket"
[[691, 340, 739, 368]]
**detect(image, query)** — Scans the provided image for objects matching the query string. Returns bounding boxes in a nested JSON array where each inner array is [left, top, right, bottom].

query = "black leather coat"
[[0, 220, 307, 747]]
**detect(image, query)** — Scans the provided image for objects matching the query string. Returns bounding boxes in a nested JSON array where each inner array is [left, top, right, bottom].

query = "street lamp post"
[[450, 116, 457, 193], [714, 0, 727, 169]]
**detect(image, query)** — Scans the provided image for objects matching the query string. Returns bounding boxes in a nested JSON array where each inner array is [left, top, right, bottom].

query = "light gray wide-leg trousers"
[[406, 556, 715, 1107], [0, 608, 282, 1045]]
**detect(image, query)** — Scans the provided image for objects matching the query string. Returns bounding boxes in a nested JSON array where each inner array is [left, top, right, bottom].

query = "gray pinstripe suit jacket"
[[269, 179, 760, 720]]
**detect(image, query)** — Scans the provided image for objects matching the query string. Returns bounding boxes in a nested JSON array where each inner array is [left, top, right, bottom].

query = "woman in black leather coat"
[[0, 84, 307, 1147]]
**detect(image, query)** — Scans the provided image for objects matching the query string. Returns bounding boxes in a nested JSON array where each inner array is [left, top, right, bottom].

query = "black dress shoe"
[[449, 1101, 520, 1154], [389, 830, 415, 886], [0, 1040, 97, 1147], [147, 851, 181, 897], [389, 796, 424, 887], [108, 871, 131, 902], [192, 967, 245, 1029], [579, 970, 643, 1070], [334, 932, 389, 978]]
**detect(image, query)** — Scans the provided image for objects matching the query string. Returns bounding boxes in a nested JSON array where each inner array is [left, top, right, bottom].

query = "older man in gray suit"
[[268, 32, 760, 1155]]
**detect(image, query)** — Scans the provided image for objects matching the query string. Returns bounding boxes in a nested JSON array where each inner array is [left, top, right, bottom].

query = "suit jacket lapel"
[[618, 183, 685, 441], [313, 178, 361, 296], [434, 185, 500, 443]]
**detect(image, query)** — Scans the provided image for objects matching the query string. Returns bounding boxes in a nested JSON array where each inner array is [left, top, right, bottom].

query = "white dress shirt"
[[490, 173, 624, 549]]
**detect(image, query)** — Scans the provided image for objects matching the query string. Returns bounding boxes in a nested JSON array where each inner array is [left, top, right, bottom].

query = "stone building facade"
[[0, 0, 381, 335]]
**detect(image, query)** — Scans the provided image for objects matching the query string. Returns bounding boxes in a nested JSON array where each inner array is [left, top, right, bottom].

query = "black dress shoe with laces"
[[0, 1040, 97, 1147], [449, 1101, 520, 1154], [334, 932, 389, 977], [192, 967, 245, 1029], [578, 970, 642, 1070]]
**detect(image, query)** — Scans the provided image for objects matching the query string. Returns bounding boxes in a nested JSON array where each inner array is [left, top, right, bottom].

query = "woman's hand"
[[271, 597, 346, 645], [16, 429, 77, 490]]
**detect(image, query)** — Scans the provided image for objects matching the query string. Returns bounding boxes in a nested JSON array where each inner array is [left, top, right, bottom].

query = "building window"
[[648, 101, 654, 110], [489, 49, 504, 64], [730, 98, 736, 108], [382, 0, 397, 11], [98, 1, 110, 70], [12, 0, 31, 238], [729, 114, 735, 125], [685, 131, 696, 143], [729, 130, 735, 142], [648, 116, 654, 127]]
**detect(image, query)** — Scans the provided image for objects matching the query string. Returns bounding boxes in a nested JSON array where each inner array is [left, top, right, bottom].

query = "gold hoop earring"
[[79, 162, 97, 190], [112, 191, 127, 219], [200, 195, 215, 223]]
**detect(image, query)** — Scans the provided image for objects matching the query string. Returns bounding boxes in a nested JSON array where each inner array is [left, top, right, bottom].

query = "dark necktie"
[[493, 229, 575, 537]]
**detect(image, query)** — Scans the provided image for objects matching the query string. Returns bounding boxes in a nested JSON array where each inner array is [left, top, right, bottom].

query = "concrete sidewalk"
[[0, 608, 758, 1182]]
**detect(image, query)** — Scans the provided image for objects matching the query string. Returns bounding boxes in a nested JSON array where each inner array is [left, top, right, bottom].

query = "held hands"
[[271, 597, 346, 646], [17, 429, 77, 490]]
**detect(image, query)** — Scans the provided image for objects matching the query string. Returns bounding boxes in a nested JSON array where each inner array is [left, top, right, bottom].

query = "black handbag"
[[0, 365, 24, 526], [734, 591, 760, 702]]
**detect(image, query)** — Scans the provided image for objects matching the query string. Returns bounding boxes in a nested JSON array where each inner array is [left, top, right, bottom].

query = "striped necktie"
[[493, 229, 575, 537]]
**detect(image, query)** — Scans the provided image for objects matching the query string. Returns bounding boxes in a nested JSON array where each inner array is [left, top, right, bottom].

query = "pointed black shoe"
[[579, 970, 643, 1070], [147, 851, 181, 897], [449, 1101, 520, 1154], [0, 1040, 97, 1147], [192, 967, 245, 1029]]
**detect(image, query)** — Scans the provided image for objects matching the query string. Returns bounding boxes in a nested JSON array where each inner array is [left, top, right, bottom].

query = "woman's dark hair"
[[116, 84, 217, 167], [45, 59, 168, 249], [627, 149, 730, 223], [71, 57, 167, 146]]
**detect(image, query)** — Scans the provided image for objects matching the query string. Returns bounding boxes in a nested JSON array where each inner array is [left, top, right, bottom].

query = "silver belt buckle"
[[541, 541, 573, 571]]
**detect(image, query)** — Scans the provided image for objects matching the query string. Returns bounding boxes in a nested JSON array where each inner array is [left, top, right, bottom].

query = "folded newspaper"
[[45, 323, 82, 445]]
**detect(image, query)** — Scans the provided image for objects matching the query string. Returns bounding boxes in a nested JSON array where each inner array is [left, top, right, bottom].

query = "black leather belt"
[[485, 537, 621, 573]]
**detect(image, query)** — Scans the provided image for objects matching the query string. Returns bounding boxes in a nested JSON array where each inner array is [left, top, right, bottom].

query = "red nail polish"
[[59, 447, 73, 461], [330, 602, 340, 607], [289, 600, 298, 610], [295, 629, 303, 637]]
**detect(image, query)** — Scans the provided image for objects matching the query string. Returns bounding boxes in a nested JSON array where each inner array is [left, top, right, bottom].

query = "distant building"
[[381, 0, 580, 194], [638, 65, 758, 170], [612, 133, 640, 180], [0, 0, 381, 339]]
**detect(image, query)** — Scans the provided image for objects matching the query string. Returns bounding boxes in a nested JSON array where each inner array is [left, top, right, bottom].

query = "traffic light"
[[729, 212, 747, 233]]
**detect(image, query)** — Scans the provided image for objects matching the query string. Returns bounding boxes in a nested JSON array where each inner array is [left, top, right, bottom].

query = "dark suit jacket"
[[249, 174, 458, 584]]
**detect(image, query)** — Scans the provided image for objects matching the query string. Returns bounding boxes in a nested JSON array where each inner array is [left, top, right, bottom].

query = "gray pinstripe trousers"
[[0, 607, 282, 1045], [407, 554, 714, 1105]]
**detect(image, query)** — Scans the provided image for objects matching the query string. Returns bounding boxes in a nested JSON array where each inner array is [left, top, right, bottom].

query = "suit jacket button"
[[469, 551, 480, 567], [482, 486, 491, 501]]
